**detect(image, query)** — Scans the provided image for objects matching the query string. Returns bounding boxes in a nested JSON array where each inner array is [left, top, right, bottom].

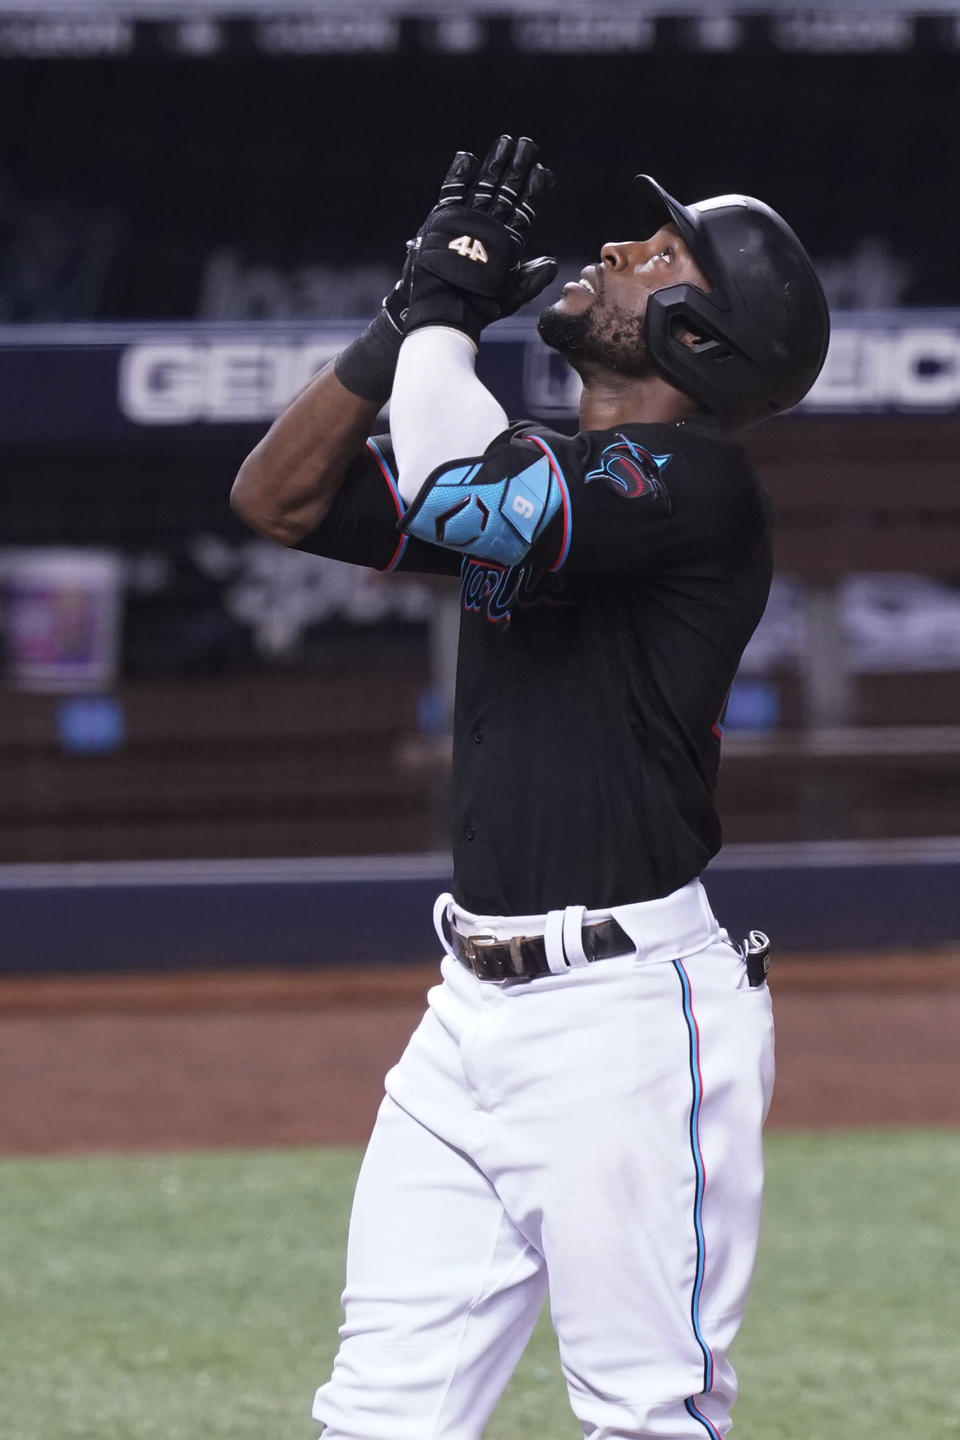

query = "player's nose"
[[600, 241, 641, 271], [600, 242, 629, 270]]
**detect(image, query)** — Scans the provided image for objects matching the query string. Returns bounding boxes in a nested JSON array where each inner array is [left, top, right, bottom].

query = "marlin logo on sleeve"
[[585, 433, 672, 502]]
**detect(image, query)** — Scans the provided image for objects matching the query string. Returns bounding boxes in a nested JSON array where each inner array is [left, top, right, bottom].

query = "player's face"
[[537, 222, 711, 378]]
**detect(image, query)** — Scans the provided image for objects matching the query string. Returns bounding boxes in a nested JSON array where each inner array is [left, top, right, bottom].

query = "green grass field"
[[2, 1130, 959, 1439]]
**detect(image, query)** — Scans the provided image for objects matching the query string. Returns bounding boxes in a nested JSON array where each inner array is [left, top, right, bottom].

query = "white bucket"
[[0, 548, 124, 692]]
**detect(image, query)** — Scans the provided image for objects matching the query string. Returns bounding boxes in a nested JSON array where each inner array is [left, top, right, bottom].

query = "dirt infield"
[[2, 953, 960, 1154]]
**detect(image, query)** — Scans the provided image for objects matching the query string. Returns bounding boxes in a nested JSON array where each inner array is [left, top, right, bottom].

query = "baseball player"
[[232, 136, 829, 1439]]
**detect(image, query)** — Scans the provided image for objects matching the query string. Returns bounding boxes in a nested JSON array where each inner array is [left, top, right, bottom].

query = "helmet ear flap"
[[645, 284, 758, 421]]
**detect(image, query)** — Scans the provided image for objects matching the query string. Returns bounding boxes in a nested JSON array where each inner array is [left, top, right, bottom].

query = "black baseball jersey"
[[295, 423, 772, 915]]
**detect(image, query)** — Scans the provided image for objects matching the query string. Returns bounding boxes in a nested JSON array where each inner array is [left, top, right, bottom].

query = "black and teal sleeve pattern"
[[400, 429, 573, 571], [403, 422, 764, 578]]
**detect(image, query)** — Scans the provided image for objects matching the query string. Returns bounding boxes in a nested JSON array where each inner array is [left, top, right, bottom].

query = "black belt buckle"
[[741, 929, 771, 987]]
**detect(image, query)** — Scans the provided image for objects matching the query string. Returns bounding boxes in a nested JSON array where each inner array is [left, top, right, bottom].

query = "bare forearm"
[[230, 362, 381, 544]]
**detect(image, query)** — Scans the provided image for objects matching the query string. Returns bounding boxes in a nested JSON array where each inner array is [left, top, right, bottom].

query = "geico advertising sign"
[[116, 322, 960, 424], [118, 336, 353, 424], [803, 324, 960, 411]]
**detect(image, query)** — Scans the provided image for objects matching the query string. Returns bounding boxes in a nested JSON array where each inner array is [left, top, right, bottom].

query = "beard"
[[537, 298, 656, 379]]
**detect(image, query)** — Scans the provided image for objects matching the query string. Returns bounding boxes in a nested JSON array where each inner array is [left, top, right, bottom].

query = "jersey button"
[[472, 730, 483, 744], [465, 825, 475, 841]]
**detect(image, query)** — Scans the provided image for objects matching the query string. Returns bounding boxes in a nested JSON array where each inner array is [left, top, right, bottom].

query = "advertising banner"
[[4, 312, 960, 446]]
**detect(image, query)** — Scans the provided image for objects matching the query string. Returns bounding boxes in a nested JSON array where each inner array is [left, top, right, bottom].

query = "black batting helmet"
[[633, 175, 830, 429]]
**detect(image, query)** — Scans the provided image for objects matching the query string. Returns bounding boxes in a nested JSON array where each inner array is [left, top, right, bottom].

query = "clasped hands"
[[384, 134, 557, 346]]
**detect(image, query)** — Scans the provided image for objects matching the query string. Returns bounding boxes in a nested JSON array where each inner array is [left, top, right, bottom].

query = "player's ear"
[[673, 321, 705, 350]]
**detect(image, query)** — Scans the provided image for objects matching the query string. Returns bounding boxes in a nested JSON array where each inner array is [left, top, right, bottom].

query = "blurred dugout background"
[[3, 0, 960, 968]]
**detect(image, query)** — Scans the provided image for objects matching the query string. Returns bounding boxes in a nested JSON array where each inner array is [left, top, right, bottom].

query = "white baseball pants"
[[313, 879, 775, 1440]]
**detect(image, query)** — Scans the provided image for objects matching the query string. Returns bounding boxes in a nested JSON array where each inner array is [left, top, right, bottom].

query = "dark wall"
[[2, 41, 958, 318]]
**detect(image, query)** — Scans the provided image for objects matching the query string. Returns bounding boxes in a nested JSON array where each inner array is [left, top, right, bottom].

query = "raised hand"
[[404, 134, 556, 343]]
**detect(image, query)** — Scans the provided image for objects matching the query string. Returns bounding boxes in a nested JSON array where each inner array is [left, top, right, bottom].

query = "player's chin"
[[536, 301, 589, 353]]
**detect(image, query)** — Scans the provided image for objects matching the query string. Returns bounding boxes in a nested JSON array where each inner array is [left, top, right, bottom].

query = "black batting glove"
[[500, 255, 560, 319], [404, 134, 555, 345], [334, 138, 555, 400], [390, 238, 557, 331]]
